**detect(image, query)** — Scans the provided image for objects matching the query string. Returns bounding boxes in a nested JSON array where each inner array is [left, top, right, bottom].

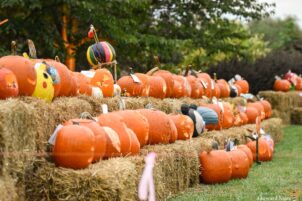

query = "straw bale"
[[291, 107, 302, 125], [0, 175, 18, 201], [262, 118, 283, 143]]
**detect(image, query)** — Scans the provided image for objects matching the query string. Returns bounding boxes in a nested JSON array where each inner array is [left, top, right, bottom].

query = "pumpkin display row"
[[200, 136, 274, 184], [0, 55, 118, 101], [52, 109, 196, 169], [117, 69, 250, 99], [273, 70, 302, 92]]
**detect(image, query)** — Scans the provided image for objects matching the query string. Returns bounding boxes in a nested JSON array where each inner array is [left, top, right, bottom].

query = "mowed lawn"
[[168, 126, 302, 201]]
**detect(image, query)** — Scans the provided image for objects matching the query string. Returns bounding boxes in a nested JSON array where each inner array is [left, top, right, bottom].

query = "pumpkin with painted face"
[[0, 68, 19, 99], [90, 69, 114, 97], [31, 63, 54, 102]]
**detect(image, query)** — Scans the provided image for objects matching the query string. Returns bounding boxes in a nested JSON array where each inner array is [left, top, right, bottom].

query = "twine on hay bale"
[[0, 175, 18, 201], [290, 107, 302, 125]]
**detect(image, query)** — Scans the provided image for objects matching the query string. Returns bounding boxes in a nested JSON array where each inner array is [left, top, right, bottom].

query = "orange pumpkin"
[[172, 75, 186, 98], [91, 68, 114, 97], [186, 75, 203, 99], [239, 112, 249, 125], [168, 118, 178, 143], [68, 73, 78, 96], [237, 145, 253, 167], [212, 82, 221, 98], [153, 70, 174, 98], [245, 106, 259, 124], [97, 113, 132, 156], [273, 79, 291, 92], [117, 73, 150, 97], [138, 109, 172, 144], [246, 137, 272, 161], [148, 76, 167, 99], [198, 76, 212, 98], [169, 114, 194, 140], [247, 102, 265, 120], [72, 72, 93, 96], [295, 77, 302, 90], [260, 100, 272, 119], [102, 126, 121, 158], [199, 150, 232, 184], [235, 80, 249, 94], [64, 119, 107, 162], [0, 56, 36, 96], [228, 149, 250, 179], [233, 84, 242, 96], [222, 103, 234, 129], [0, 68, 19, 99], [216, 79, 230, 98], [127, 128, 140, 155], [53, 124, 95, 169], [116, 110, 149, 146], [233, 113, 243, 127]]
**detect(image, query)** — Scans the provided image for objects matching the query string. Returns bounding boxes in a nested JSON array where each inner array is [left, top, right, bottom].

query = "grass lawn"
[[168, 125, 302, 201]]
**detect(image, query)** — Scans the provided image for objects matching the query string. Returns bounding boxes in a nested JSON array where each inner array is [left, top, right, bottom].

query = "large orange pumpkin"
[[247, 102, 265, 120], [237, 145, 253, 167], [228, 149, 250, 179], [0, 68, 19, 99], [235, 80, 249, 94], [169, 114, 194, 140], [152, 70, 174, 98], [53, 125, 95, 169], [137, 109, 172, 144], [0, 56, 36, 96], [273, 79, 291, 92], [127, 128, 140, 155], [91, 69, 114, 97], [199, 150, 232, 184], [102, 126, 121, 158], [117, 73, 150, 97], [64, 119, 107, 162], [116, 110, 149, 146], [97, 113, 132, 156], [186, 75, 203, 99], [148, 76, 167, 99], [245, 106, 259, 124], [260, 100, 272, 119], [216, 79, 230, 98], [246, 137, 272, 161]]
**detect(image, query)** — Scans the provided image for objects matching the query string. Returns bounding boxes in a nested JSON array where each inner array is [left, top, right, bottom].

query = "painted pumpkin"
[[116, 110, 149, 146], [64, 119, 107, 162], [169, 114, 194, 140], [148, 76, 167, 99], [0, 56, 36, 96], [246, 137, 272, 161], [186, 75, 203, 99], [204, 104, 223, 131], [0, 68, 19, 99], [91, 68, 114, 97], [53, 124, 95, 169], [260, 100, 272, 119], [127, 128, 140, 155], [273, 79, 291, 92], [117, 73, 150, 97], [102, 126, 121, 158], [199, 150, 232, 184], [245, 106, 259, 124], [72, 72, 93, 96], [216, 79, 230, 98], [196, 106, 218, 128], [235, 80, 249, 94], [97, 113, 132, 156], [137, 109, 172, 144], [31, 63, 54, 102], [153, 70, 174, 98], [237, 145, 253, 167], [228, 149, 250, 179]]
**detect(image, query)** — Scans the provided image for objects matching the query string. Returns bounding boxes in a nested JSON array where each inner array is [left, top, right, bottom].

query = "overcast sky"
[[259, 0, 302, 27]]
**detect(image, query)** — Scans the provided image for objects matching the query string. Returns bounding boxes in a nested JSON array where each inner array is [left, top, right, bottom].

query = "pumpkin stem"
[[146, 67, 159, 76], [55, 55, 61, 63], [72, 121, 80, 125], [11, 41, 17, 55], [27, 39, 37, 59]]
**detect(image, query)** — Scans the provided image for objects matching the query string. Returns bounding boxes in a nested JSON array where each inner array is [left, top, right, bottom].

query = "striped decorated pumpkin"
[[87, 41, 116, 66]]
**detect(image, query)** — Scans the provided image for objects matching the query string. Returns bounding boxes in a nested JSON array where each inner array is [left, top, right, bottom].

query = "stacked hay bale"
[[290, 107, 302, 125], [0, 175, 18, 201]]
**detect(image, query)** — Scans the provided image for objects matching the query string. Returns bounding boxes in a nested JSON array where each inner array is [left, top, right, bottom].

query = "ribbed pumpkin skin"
[[117, 110, 149, 146], [237, 145, 253, 167], [148, 76, 167, 99], [204, 104, 223, 131], [64, 119, 107, 162], [102, 126, 121, 158], [222, 103, 234, 129], [199, 150, 232, 184], [0, 68, 19, 99], [169, 114, 194, 140], [53, 125, 95, 169], [246, 137, 272, 161], [235, 80, 249, 94], [153, 70, 174, 98], [245, 106, 259, 124], [0, 56, 36, 96], [212, 83, 221, 98], [228, 149, 250, 179], [97, 113, 132, 156], [117, 73, 150, 97], [91, 69, 114, 97], [186, 75, 203, 99], [247, 102, 266, 120], [196, 107, 218, 127], [217, 79, 230, 98], [260, 100, 272, 119], [168, 118, 178, 143], [273, 79, 291, 92], [172, 75, 191, 98], [137, 109, 172, 144], [127, 128, 140, 155]]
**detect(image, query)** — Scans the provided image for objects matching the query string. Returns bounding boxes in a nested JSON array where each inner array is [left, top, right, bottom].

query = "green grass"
[[168, 125, 302, 201]]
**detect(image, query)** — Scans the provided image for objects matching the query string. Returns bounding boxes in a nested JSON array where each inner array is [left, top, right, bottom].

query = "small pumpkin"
[[72, 72, 93, 96], [199, 150, 232, 184], [228, 149, 250, 179], [246, 137, 272, 161], [234, 80, 249, 94], [245, 106, 259, 124], [0, 68, 19, 99], [169, 114, 194, 140], [260, 100, 272, 119], [117, 73, 150, 97], [90, 68, 114, 97], [273, 79, 291, 92], [247, 102, 266, 120], [53, 124, 95, 169]]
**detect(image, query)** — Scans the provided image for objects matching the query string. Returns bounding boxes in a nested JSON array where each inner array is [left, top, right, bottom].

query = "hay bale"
[[25, 158, 138, 201], [0, 175, 18, 201], [224, 97, 247, 106], [262, 118, 283, 143], [291, 107, 302, 125]]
